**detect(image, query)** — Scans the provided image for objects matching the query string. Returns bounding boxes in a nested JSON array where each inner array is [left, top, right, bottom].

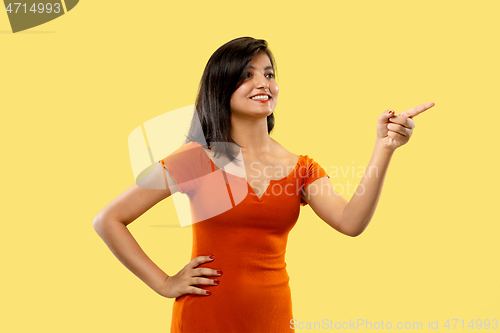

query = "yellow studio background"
[[1, 1, 498, 332]]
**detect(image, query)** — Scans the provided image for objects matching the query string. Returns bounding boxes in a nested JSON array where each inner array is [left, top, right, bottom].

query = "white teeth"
[[251, 95, 270, 100]]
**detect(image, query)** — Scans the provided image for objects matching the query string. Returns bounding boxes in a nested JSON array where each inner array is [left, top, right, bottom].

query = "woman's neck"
[[230, 116, 275, 155]]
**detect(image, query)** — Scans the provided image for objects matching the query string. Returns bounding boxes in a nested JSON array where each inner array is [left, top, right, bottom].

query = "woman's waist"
[[174, 274, 292, 308], [190, 257, 290, 288], [192, 260, 289, 285], [191, 247, 288, 268], [197, 258, 289, 276]]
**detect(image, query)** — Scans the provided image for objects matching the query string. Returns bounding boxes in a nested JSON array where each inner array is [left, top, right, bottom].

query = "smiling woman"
[[183, 37, 279, 162], [229, 50, 279, 119], [93, 36, 434, 333], [94, 37, 334, 333], [153, 37, 336, 332]]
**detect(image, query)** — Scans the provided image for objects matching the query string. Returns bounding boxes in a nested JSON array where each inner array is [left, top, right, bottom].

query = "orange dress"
[[160, 141, 330, 333]]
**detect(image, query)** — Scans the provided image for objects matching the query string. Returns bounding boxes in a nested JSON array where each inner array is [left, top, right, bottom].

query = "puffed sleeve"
[[299, 155, 330, 206], [159, 142, 211, 195]]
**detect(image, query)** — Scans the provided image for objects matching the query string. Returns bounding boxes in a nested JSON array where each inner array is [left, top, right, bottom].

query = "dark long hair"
[[183, 37, 278, 162]]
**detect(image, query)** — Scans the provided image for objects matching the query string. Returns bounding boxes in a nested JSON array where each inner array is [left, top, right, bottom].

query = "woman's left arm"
[[304, 102, 435, 237]]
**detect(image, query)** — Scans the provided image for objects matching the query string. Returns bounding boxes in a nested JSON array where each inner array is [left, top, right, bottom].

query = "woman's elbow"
[[93, 215, 102, 233], [93, 213, 109, 234], [341, 219, 368, 237], [347, 229, 363, 237]]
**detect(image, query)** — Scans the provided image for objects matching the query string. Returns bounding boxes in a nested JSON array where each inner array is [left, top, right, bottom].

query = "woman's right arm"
[[93, 162, 222, 298], [92, 163, 177, 296]]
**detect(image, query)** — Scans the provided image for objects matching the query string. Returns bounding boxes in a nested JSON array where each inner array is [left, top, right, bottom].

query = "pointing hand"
[[376, 102, 435, 151]]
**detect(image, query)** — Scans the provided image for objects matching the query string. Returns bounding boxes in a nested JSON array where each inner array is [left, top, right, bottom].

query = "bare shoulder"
[[271, 139, 300, 163]]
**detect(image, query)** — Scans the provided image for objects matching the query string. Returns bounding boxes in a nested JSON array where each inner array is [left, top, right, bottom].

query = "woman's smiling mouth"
[[250, 94, 271, 102]]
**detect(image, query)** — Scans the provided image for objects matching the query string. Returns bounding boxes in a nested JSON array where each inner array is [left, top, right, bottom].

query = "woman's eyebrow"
[[246, 65, 274, 71]]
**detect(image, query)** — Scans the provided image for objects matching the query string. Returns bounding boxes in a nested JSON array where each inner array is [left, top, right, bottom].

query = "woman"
[[93, 37, 435, 332]]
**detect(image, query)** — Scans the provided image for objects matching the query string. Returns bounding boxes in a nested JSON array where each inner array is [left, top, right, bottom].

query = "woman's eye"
[[243, 72, 274, 79]]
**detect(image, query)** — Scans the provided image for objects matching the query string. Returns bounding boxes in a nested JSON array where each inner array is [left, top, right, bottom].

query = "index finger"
[[399, 102, 435, 118]]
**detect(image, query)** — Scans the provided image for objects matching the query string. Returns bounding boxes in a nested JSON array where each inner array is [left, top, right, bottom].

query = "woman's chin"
[[233, 109, 274, 118]]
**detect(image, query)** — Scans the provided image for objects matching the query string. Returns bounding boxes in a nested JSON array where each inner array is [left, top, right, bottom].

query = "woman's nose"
[[254, 73, 269, 88]]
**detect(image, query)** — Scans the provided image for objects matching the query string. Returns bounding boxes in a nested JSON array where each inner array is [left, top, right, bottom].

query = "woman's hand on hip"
[[159, 255, 222, 299]]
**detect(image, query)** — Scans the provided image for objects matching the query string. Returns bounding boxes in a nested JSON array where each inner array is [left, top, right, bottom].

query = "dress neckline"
[[246, 155, 303, 201], [195, 142, 303, 202]]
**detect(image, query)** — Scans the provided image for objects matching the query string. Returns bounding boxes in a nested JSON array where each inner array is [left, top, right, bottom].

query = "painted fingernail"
[[217, 270, 223, 275], [209, 255, 214, 260], [388, 110, 394, 115], [206, 290, 211, 295]]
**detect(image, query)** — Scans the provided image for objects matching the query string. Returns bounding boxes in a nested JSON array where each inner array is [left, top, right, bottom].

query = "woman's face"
[[229, 51, 278, 118]]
